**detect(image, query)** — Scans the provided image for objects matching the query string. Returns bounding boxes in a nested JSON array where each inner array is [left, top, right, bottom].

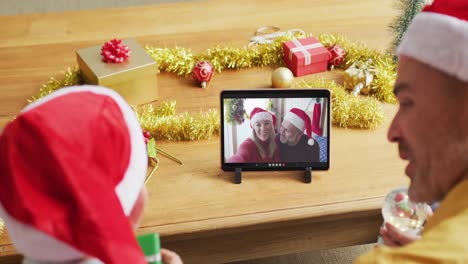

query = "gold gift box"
[[343, 67, 373, 95], [76, 38, 158, 105]]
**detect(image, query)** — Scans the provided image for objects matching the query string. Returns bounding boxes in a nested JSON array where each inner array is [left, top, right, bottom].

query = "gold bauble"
[[271, 67, 294, 88]]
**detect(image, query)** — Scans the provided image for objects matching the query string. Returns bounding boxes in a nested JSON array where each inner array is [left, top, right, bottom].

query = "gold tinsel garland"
[[28, 70, 220, 141], [29, 67, 83, 103], [135, 101, 220, 141], [30, 33, 396, 132], [145, 33, 397, 104], [298, 79, 384, 129], [316, 34, 397, 104]]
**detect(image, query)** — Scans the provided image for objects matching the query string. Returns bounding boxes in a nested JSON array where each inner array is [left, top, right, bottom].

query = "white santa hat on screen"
[[397, 0, 468, 82], [283, 108, 314, 146], [250, 107, 277, 127], [0, 85, 147, 263]]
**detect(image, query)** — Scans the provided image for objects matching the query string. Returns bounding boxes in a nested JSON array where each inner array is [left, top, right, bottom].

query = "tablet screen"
[[221, 89, 330, 171]]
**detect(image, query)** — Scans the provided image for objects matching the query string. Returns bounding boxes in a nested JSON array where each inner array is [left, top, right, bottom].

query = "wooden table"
[[0, 0, 407, 263]]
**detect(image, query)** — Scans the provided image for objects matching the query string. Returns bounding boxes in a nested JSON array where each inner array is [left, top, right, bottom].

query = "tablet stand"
[[233, 167, 311, 184], [234, 168, 242, 184], [305, 167, 312, 183]]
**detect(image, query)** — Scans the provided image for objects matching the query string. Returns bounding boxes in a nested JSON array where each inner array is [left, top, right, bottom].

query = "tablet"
[[221, 89, 330, 172]]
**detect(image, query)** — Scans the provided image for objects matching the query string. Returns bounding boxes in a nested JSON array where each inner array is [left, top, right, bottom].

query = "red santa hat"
[[283, 108, 314, 146], [250, 107, 276, 128], [397, 0, 468, 82], [0, 85, 147, 263]]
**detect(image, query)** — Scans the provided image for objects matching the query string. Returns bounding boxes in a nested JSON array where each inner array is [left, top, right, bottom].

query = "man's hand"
[[380, 205, 433, 247], [161, 248, 183, 264], [380, 222, 421, 247]]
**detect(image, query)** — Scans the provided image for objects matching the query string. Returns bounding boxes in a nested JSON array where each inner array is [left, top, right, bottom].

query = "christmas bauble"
[[327, 45, 346, 69], [192, 61, 214, 88], [381, 188, 430, 236], [271, 67, 294, 88], [143, 130, 151, 144]]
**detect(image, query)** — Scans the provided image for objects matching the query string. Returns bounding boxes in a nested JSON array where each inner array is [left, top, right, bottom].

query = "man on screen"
[[276, 108, 320, 163]]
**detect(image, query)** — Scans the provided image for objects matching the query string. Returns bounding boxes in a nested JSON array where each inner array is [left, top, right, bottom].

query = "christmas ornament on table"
[[137, 233, 162, 264], [343, 59, 377, 96], [192, 61, 214, 88], [76, 38, 158, 105], [381, 188, 431, 237], [271, 67, 294, 88], [282, 36, 331, 77], [327, 44, 346, 70]]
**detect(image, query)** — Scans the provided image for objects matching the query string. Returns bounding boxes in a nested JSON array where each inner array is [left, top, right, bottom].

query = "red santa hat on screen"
[[0, 85, 147, 263], [283, 108, 314, 146], [250, 107, 276, 127], [397, 0, 468, 82]]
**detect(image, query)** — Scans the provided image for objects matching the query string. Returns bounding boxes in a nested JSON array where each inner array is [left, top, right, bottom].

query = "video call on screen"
[[223, 97, 328, 165]]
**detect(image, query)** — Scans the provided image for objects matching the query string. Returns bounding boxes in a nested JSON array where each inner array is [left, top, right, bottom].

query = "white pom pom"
[[308, 138, 314, 146]]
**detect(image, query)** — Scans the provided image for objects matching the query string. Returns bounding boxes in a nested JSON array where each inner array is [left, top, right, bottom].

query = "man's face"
[[388, 56, 468, 203], [280, 120, 301, 146], [253, 119, 273, 142]]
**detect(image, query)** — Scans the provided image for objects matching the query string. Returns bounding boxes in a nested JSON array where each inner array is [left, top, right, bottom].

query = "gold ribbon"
[[249, 26, 305, 46]]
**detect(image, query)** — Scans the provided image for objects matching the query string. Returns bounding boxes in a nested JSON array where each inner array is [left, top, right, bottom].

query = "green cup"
[[137, 233, 162, 264]]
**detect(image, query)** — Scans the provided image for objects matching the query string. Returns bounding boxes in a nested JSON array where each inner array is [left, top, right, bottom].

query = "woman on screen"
[[228, 107, 280, 163]]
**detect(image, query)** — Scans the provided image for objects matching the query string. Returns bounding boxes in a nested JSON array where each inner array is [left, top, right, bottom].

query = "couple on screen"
[[228, 107, 320, 163]]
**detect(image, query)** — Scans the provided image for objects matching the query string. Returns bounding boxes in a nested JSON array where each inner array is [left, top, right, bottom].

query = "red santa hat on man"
[[397, 0, 468, 82], [250, 107, 277, 128], [283, 108, 315, 146], [0, 85, 147, 263]]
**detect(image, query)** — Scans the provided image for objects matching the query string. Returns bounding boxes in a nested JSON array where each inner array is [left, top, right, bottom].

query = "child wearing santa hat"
[[227, 107, 280, 163], [0, 85, 182, 264], [277, 108, 320, 163]]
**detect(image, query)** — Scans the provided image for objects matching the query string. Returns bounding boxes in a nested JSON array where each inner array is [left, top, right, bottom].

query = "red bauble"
[[394, 192, 405, 203], [327, 45, 346, 68], [101, 39, 131, 63], [143, 131, 151, 139], [192, 61, 214, 88]]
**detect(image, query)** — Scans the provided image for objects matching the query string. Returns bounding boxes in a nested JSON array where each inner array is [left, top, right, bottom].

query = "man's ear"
[[128, 186, 148, 229]]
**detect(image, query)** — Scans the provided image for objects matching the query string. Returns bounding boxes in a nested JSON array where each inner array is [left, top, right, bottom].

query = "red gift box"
[[282, 37, 330, 77]]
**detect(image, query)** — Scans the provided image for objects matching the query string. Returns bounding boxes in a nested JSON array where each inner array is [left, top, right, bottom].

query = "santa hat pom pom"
[[308, 138, 315, 146]]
